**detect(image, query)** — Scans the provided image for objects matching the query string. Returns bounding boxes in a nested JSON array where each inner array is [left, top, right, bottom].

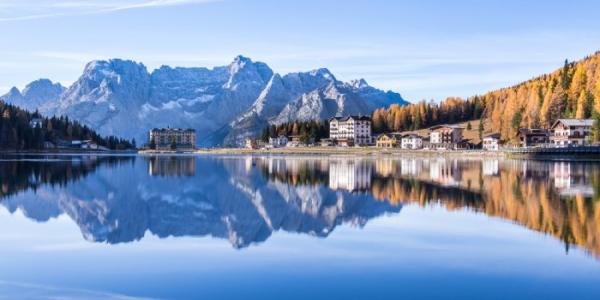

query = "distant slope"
[[373, 51, 600, 140], [0, 100, 134, 150]]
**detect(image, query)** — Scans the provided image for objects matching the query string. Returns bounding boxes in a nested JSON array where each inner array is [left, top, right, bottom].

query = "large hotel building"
[[149, 128, 196, 150], [329, 116, 373, 146]]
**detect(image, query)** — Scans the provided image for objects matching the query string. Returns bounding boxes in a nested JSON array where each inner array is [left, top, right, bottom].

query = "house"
[[401, 134, 423, 149], [319, 138, 334, 147], [429, 125, 464, 149], [29, 118, 43, 128], [287, 135, 304, 147], [245, 138, 258, 149], [550, 119, 594, 147], [149, 128, 196, 150], [268, 135, 288, 148], [376, 133, 401, 148], [80, 140, 99, 150], [516, 128, 549, 148], [482, 133, 501, 151], [329, 116, 373, 146]]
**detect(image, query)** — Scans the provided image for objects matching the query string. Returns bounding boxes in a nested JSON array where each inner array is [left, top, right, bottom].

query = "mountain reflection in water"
[[1, 155, 599, 257]]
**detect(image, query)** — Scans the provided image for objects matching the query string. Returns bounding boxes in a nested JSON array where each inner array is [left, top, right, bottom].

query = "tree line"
[[260, 120, 329, 144], [372, 52, 600, 142], [0, 100, 135, 150]]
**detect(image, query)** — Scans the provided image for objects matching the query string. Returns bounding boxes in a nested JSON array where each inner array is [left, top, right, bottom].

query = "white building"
[[329, 116, 373, 146], [29, 118, 43, 128], [482, 133, 501, 151], [401, 134, 423, 149], [329, 159, 372, 192], [429, 125, 464, 149], [268, 135, 288, 148], [550, 119, 594, 147]]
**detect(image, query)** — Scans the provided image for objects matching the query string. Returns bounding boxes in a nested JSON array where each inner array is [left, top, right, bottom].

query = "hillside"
[[374, 51, 600, 141], [0, 100, 134, 150]]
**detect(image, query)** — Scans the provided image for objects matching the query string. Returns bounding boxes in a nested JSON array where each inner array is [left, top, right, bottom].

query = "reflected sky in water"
[[1, 154, 600, 299]]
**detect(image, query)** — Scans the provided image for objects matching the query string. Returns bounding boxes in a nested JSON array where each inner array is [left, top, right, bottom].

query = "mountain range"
[[1, 56, 408, 146]]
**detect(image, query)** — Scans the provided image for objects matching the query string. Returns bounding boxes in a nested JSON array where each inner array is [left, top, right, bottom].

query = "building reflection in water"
[[429, 158, 462, 187], [2, 155, 600, 257], [551, 161, 594, 196], [146, 156, 196, 177], [329, 159, 372, 192], [482, 159, 499, 176]]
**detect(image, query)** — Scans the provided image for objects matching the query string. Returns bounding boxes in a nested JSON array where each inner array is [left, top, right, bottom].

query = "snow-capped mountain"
[[1, 56, 408, 146], [1, 79, 65, 112]]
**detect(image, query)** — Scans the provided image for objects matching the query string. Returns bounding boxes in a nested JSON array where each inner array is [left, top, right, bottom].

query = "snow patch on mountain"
[[2, 56, 408, 146]]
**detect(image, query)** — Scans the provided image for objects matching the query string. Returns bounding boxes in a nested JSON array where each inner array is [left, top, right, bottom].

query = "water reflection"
[[1, 155, 600, 258], [147, 156, 196, 177]]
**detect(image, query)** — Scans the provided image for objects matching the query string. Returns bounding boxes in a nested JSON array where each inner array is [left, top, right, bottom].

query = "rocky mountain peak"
[[350, 78, 369, 89], [4, 56, 407, 146]]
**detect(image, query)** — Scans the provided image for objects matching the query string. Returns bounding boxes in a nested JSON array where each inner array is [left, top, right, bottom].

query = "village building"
[[375, 133, 401, 148], [268, 135, 289, 148], [149, 128, 196, 151], [549, 119, 594, 147], [482, 133, 501, 151], [401, 134, 423, 149], [329, 116, 373, 146], [287, 135, 305, 147], [319, 138, 334, 147], [428, 125, 464, 149], [29, 118, 43, 128], [245, 138, 258, 149], [516, 128, 549, 148]]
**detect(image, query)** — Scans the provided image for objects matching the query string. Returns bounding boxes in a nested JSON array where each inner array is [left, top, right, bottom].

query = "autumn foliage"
[[374, 51, 600, 141]]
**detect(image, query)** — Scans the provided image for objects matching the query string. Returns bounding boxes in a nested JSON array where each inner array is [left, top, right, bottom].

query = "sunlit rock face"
[[2, 57, 407, 146]]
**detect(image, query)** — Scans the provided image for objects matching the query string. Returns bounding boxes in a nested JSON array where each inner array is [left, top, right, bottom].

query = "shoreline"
[[141, 147, 505, 157], [2, 147, 597, 161], [139, 146, 600, 160]]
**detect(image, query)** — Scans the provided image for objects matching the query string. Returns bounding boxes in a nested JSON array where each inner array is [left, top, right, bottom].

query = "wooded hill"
[[373, 51, 600, 141], [0, 100, 135, 150]]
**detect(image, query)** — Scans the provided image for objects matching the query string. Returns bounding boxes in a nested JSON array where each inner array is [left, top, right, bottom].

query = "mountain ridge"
[[2, 56, 407, 146]]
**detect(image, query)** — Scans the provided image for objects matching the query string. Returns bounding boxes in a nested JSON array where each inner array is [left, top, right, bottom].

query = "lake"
[[1, 154, 599, 299]]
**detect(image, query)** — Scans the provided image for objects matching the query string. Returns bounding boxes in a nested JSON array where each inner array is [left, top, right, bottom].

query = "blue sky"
[[1, 0, 599, 102]]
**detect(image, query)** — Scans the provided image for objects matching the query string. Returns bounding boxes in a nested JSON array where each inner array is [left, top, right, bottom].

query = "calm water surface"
[[1, 154, 600, 299]]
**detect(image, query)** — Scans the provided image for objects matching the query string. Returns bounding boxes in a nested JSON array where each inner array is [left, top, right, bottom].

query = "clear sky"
[[1, 0, 599, 102]]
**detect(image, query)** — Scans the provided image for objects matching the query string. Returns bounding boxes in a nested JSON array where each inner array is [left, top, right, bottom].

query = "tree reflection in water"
[[1, 155, 599, 257]]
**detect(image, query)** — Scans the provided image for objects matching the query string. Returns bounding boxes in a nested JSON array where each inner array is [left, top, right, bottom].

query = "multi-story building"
[[482, 133, 501, 151], [329, 116, 373, 146], [550, 119, 594, 147], [516, 128, 549, 148], [149, 128, 196, 151], [268, 135, 289, 148], [401, 134, 423, 149], [375, 133, 401, 148], [429, 125, 464, 149]]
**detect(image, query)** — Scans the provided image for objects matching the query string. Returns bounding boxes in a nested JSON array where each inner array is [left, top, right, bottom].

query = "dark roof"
[[517, 128, 548, 136], [483, 133, 501, 139], [151, 128, 196, 133], [329, 115, 372, 122]]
